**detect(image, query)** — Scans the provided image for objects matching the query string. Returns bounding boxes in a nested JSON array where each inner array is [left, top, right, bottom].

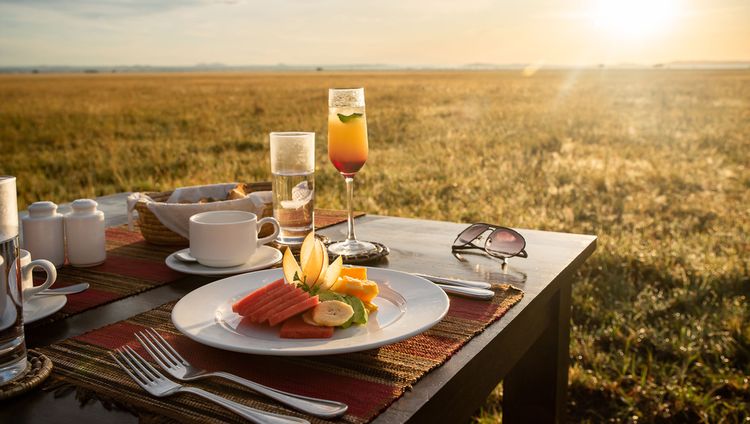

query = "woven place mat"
[[0, 350, 53, 400], [39, 284, 523, 423], [29, 227, 184, 327]]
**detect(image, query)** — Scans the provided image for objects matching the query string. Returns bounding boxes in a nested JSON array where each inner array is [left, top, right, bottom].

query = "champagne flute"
[[327, 88, 377, 255]]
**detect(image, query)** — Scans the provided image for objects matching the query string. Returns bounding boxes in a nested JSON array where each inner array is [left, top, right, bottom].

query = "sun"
[[593, 0, 679, 39]]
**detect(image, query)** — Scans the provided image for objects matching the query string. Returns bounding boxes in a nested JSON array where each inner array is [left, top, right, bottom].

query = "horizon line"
[[2, 59, 750, 68], [1, 60, 749, 73]]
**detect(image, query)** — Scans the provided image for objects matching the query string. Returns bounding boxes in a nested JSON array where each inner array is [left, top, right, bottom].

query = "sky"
[[0, 0, 748, 67]]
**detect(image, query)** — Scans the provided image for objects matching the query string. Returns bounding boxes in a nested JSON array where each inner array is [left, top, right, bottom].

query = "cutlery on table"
[[36, 283, 90, 296], [434, 284, 495, 300], [175, 251, 198, 263], [412, 273, 495, 300], [135, 328, 348, 419], [413, 273, 492, 290], [112, 346, 309, 424]]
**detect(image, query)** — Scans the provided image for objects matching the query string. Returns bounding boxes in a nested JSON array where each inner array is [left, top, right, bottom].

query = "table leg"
[[503, 281, 572, 423]]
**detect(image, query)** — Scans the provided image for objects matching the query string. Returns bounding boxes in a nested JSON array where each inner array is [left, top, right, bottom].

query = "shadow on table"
[[447, 250, 529, 288]]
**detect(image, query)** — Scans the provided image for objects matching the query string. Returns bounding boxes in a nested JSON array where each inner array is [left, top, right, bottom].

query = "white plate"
[[24, 295, 67, 324], [172, 267, 450, 356], [165, 246, 282, 276]]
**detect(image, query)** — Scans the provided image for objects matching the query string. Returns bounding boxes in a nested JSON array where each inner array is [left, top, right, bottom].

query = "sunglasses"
[[452, 223, 528, 263]]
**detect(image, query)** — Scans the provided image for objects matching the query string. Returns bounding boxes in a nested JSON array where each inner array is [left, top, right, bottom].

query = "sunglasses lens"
[[455, 224, 489, 246], [486, 229, 525, 256]]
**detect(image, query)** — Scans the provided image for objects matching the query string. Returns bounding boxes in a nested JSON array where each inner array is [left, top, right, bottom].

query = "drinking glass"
[[0, 176, 27, 385], [270, 132, 315, 245], [327, 88, 377, 255]]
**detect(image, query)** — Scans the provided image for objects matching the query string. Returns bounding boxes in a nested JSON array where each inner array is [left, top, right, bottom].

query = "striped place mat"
[[40, 285, 523, 423], [30, 210, 360, 326], [30, 227, 183, 326]]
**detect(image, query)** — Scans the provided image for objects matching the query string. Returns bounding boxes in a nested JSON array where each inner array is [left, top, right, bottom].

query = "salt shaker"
[[65, 199, 106, 267], [22, 201, 66, 268]]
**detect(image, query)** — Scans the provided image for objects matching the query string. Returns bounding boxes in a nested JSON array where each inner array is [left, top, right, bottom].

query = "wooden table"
[[5, 193, 596, 423]]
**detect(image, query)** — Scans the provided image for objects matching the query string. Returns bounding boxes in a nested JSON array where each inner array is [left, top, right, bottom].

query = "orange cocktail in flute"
[[326, 88, 377, 256], [327, 107, 368, 177]]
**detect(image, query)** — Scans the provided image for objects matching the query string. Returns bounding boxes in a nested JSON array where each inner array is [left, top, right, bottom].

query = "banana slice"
[[302, 310, 320, 326], [311, 300, 354, 327]]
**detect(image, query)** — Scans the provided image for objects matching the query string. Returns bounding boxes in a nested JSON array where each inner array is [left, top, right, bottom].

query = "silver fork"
[[135, 328, 348, 419], [111, 346, 309, 424]]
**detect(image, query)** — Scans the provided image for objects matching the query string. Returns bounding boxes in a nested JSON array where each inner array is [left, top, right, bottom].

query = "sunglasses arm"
[[451, 244, 485, 252]]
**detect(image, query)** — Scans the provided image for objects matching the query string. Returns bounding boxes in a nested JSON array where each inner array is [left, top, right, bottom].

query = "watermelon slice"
[[231, 278, 284, 314], [231, 279, 285, 316], [280, 315, 334, 339], [268, 295, 320, 326], [236, 284, 291, 317], [254, 290, 309, 324], [248, 286, 299, 322], [244, 284, 296, 320]]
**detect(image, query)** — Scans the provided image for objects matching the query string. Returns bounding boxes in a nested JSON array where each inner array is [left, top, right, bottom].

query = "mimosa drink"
[[327, 88, 377, 256], [328, 108, 368, 177]]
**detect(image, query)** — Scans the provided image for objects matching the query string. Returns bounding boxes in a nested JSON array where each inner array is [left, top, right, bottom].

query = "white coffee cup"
[[10, 249, 57, 302], [189, 211, 280, 268]]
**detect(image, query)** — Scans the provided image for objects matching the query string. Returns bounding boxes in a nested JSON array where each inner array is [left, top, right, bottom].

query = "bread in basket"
[[127, 182, 273, 246]]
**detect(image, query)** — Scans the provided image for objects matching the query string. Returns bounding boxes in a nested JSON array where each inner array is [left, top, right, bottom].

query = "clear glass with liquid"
[[270, 132, 315, 245], [0, 176, 27, 385]]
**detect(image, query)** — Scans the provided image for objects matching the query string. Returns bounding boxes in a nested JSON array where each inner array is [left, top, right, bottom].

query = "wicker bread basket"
[[134, 182, 273, 246]]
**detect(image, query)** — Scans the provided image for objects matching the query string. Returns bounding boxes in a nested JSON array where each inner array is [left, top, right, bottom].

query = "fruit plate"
[[171, 267, 450, 356]]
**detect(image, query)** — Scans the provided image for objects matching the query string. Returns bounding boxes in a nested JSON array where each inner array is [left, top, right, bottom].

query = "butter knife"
[[413, 273, 492, 290], [435, 284, 495, 300]]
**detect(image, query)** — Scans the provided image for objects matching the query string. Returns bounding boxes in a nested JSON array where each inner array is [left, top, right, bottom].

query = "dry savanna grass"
[[1, 70, 748, 422]]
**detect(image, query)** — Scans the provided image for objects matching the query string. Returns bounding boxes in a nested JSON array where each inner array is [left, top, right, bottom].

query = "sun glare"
[[593, 0, 679, 38]]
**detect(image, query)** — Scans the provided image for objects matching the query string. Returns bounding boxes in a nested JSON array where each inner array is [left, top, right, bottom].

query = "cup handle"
[[22, 259, 58, 299], [256, 217, 280, 247]]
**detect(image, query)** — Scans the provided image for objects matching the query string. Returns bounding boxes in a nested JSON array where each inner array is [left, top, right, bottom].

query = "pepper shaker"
[[65, 199, 106, 267], [22, 201, 66, 268]]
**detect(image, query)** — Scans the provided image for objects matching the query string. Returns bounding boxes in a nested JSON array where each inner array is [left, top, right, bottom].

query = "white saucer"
[[24, 295, 67, 324], [165, 246, 283, 276]]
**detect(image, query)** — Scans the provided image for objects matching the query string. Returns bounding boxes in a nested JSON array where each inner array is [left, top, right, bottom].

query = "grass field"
[[1, 70, 748, 422]]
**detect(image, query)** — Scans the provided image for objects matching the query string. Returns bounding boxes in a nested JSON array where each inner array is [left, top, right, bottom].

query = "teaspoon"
[[37, 283, 90, 296]]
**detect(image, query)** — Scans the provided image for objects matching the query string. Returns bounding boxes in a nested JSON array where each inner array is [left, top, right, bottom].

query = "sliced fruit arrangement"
[[230, 232, 381, 339]]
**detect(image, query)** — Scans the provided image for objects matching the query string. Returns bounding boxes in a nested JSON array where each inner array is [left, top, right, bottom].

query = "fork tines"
[[135, 328, 186, 370], [110, 345, 165, 387]]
